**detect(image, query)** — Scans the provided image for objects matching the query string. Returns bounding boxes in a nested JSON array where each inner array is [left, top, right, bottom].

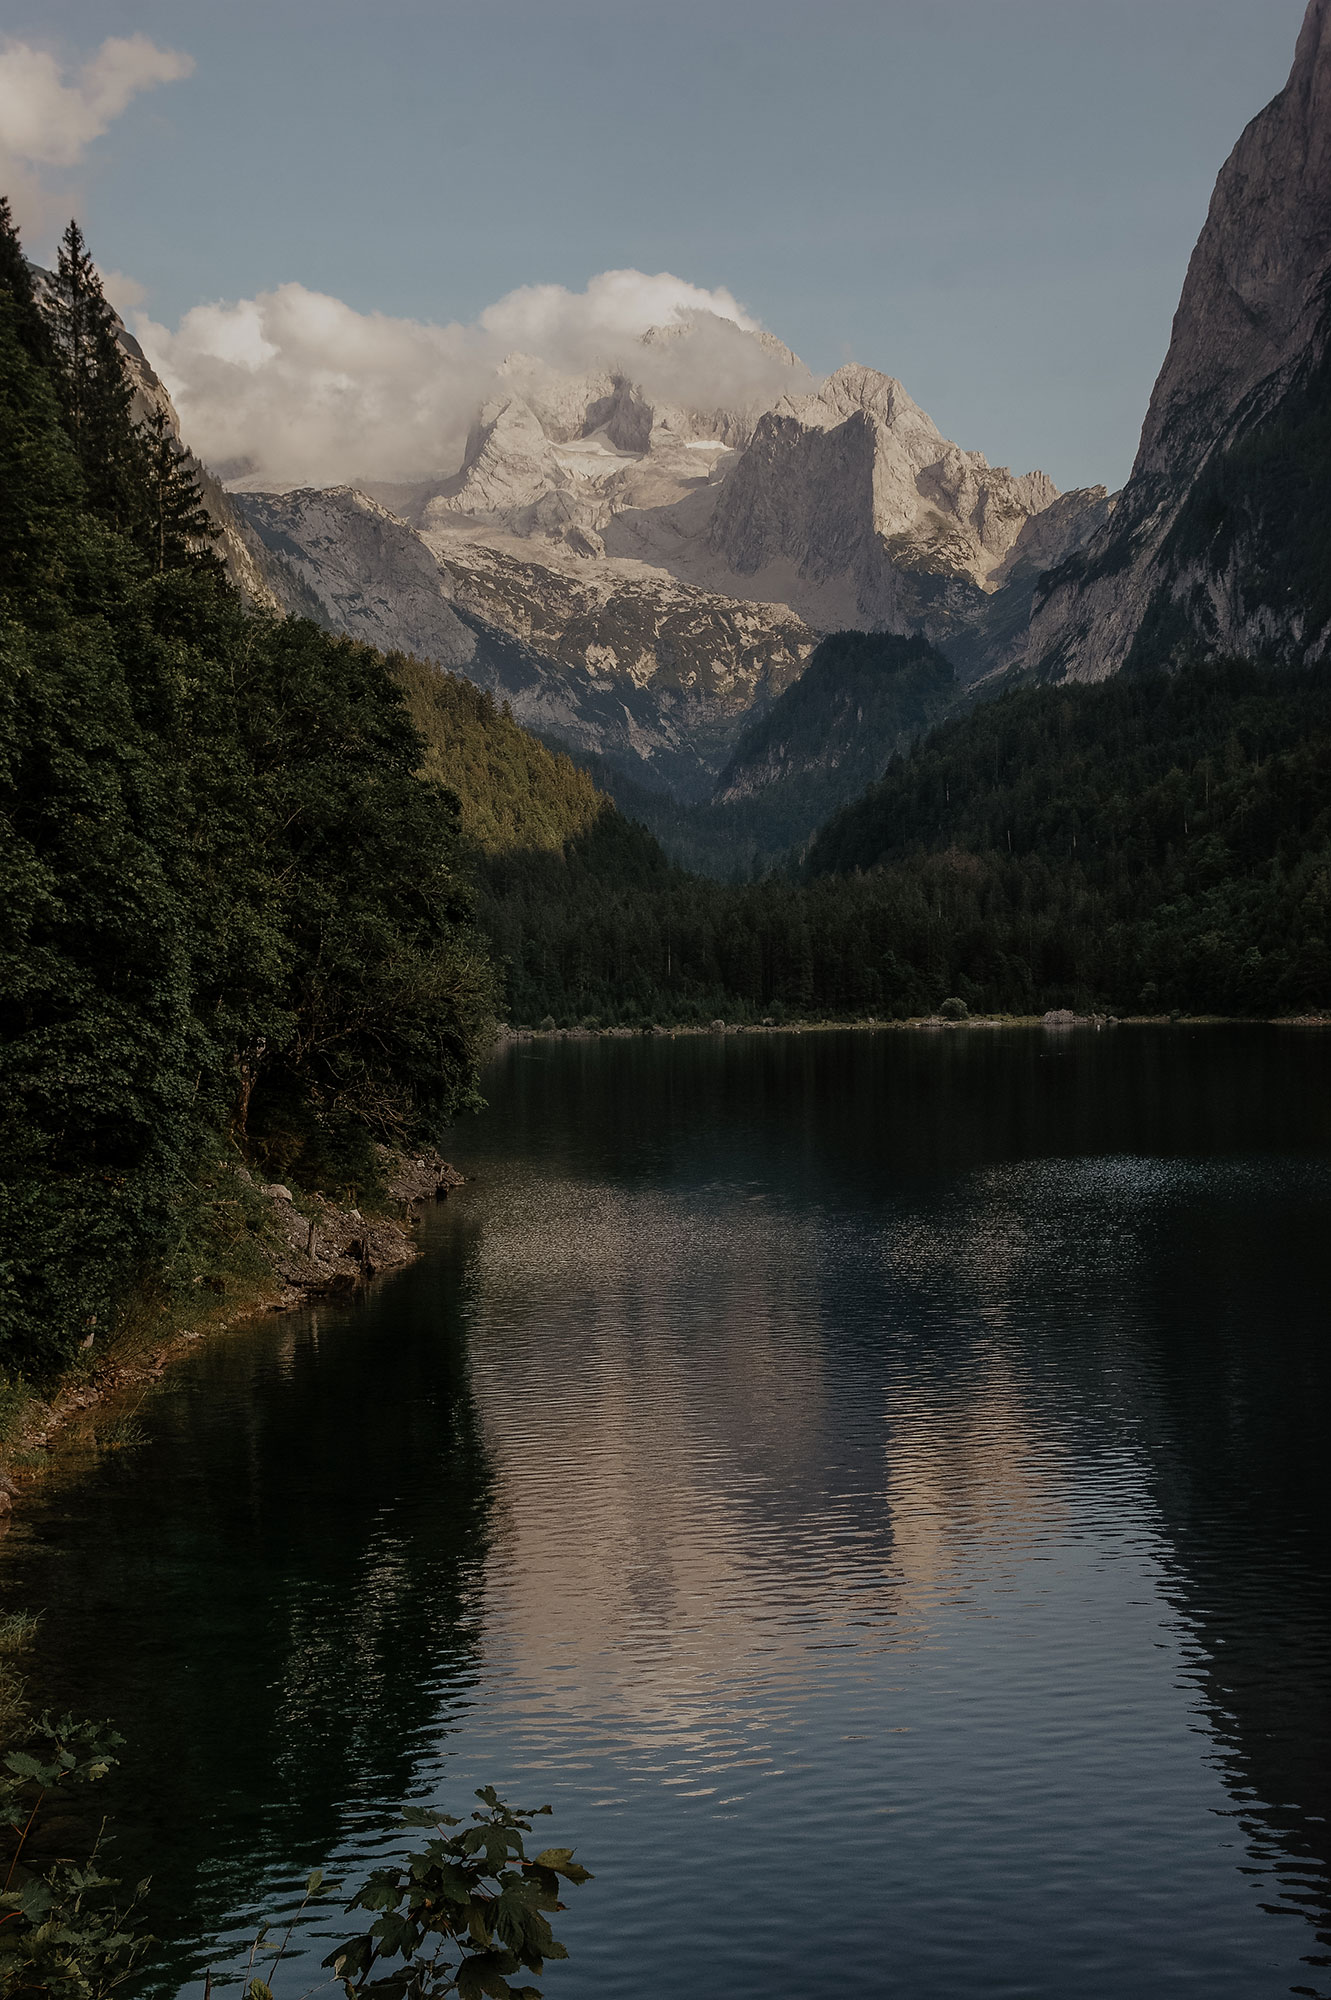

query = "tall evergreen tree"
[[139, 405, 222, 576], [43, 219, 146, 539], [0, 196, 53, 368]]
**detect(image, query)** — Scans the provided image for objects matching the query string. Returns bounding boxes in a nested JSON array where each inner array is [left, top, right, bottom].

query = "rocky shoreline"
[[247, 1147, 466, 1306], [0, 1147, 467, 1494]]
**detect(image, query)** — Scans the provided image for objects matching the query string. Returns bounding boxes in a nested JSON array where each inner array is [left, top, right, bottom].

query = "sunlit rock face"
[[1027, 0, 1331, 680], [219, 311, 1108, 793], [705, 364, 1106, 653], [233, 485, 814, 801]]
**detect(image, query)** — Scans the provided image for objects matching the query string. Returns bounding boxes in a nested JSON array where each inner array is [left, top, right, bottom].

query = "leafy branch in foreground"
[[0, 1714, 151, 2000], [322, 1788, 590, 2000]]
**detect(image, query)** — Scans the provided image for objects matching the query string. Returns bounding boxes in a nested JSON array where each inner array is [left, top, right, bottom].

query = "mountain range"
[[221, 339, 1111, 811], [130, 0, 1331, 862]]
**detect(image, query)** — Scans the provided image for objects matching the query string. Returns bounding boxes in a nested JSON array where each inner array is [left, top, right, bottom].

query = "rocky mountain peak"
[[704, 360, 1082, 646], [1026, 0, 1331, 679], [1134, 0, 1331, 496], [778, 363, 942, 442]]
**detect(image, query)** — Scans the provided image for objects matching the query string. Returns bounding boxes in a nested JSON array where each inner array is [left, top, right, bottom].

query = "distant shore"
[[496, 1011, 1329, 1044]]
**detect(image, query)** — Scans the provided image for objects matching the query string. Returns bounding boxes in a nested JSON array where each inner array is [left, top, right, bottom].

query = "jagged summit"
[[704, 362, 1092, 647], [197, 276, 1117, 795], [229, 325, 1107, 793]]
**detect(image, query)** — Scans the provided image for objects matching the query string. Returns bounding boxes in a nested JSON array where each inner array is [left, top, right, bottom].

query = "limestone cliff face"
[[214, 316, 1106, 790], [236, 487, 814, 798], [236, 488, 481, 666], [705, 365, 1091, 653], [1028, 0, 1331, 679]]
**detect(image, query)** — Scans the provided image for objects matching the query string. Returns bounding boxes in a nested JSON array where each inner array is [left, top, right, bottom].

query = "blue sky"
[[0, 0, 1311, 490]]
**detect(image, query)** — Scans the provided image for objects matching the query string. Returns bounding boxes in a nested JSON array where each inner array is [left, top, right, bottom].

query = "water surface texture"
[[5, 1028, 1331, 1999]]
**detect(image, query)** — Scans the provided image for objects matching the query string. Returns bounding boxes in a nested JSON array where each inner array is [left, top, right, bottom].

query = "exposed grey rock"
[[705, 365, 1073, 653], [236, 487, 480, 667], [1027, 0, 1331, 680], [237, 486, 815, 798], [224, 341, 1084, 790]]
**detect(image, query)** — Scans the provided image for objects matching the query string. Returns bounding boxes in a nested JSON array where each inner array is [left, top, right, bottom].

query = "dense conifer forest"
[[0, 207, 497, 1376], [475, 664, 1331, 1029]]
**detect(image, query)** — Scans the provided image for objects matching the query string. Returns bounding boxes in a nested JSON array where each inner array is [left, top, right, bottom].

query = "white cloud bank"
[[0, 34, 193, 233], [136, 269, 803, 491]]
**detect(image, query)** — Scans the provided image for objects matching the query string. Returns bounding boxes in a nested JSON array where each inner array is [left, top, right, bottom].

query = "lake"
[[4, 1026, 1330, 1999]]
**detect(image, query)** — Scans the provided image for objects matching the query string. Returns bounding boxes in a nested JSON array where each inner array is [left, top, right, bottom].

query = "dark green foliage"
[[472, 662, 1331, 1027], [0, 290, 95, 621], [138, 408, 222, 578], [0, 1711, 150, 2000], [42, 224, 145, 543], [807, 660, 1331, 1015], [392, 658, 604, 854], [0, 200, 52, 369], [324, 1791, 590, 2000], [0, 207, 496, 1377], [0, 1759, 588, 2000]]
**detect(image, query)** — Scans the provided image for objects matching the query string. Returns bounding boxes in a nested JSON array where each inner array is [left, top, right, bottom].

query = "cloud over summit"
[[137, 270, 803, 492]]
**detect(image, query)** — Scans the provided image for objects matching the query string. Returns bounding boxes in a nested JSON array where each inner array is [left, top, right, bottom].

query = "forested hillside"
[[476, 663, 1331, 1027], [391, 655, 606, 854], [0, 208, 496, 1376], [562, 633, 957, 879], [709, 631, 956, 847]]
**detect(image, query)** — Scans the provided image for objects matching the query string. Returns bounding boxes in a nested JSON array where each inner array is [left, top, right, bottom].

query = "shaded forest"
[[473, 663, 1331, 1027]]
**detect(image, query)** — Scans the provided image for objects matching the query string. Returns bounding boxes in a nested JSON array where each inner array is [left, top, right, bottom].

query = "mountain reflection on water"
[[3, 1027, 1329, 2000]]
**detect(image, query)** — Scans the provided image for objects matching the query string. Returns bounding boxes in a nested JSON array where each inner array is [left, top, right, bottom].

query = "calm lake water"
[[5, 1027, 1331, 2000]]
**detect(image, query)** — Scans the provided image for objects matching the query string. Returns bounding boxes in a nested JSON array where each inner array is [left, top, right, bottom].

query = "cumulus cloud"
[[99, 269, 147, 312], [0, 33, 193, 233], [478, 269, 759, 359], [137, 269, 806, 491]]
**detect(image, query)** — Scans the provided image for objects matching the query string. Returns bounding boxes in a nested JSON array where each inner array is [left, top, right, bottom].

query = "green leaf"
[[4, 1752, 48, 1780], [352, 1873, 403, 1912], [457, 1950, 519, 2000], [370, 1910, 417, 1957], [532, 1850, 591, 1884]]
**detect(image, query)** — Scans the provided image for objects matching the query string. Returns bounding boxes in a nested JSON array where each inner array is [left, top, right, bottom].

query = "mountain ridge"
[[1025, 0, 1331, 680], [221, 325, 1103, 797]]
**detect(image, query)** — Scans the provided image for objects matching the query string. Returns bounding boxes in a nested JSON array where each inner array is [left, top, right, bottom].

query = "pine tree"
[[139, 404, 222, 576], [0, 197, 53, 367], [42, 219, 146, 539]]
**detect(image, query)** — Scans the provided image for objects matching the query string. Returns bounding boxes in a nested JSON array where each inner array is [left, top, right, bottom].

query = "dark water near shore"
[[4, 1027, 1331, 1999]]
